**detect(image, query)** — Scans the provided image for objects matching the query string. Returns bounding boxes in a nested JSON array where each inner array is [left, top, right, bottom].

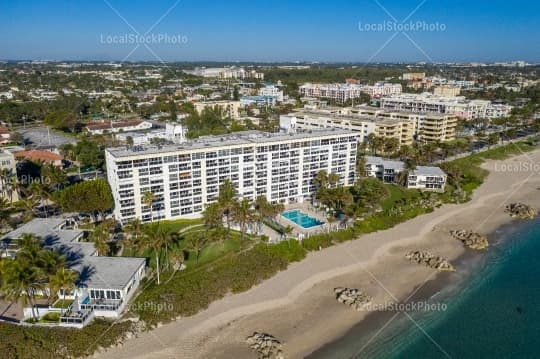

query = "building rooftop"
[[106, 129, 357, 159], [15, 150, 63, 162], [74, 256, 146, 290], [365, 156, 405, 171], [411, 166, 447, 177], [1, 218, 145, 291]]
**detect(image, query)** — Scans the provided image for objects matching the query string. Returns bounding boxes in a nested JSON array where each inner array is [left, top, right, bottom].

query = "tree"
[[141, 223, 172, 284], [2, 260, 45, 321], [487, 133, 500, 148], [217, 179, 238, 232], [142, 192, 155, 222], [184, 231, 209, 264], [41, 164, 67, 191], [90, 225, 111, 256], [203, 202, 223, 229], [54, 179, 113, 220], [232, 198, 255, 241], [49, 267, 78, 315], [28, 182, 50, 216], [123, 218, 143, 250]]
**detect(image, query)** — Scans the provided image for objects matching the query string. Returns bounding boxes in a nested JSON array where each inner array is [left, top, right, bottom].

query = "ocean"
[[307, 217, 540, 359]]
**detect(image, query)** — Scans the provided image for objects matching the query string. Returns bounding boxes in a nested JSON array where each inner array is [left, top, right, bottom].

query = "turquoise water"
[[309, 217, 540, 359], [282, 210, 323, 228]]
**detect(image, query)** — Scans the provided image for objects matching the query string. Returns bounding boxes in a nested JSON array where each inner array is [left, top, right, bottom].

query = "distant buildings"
[[258, 85, 283, 102], [240, 95, 278, 107], [105, 129, 358, 223], [183, 67, 264, 80], [194, 100, 242, 119], [115, 123, 188, 146], [380, 93, 512, 120], [280, 106, 457, 144], [0, 126, 12, 144], [299, 82, 402, 102], [364, 156, 447, 192], [85, 120, 153, 135], [434, 85, 461, 97]]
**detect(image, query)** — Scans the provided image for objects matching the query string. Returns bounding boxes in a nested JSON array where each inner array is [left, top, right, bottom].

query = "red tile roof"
[[15, 150, 63, 163]]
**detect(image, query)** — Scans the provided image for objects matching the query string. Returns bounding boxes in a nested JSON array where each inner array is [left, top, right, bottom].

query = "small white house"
[[407, 166, 447, 192]]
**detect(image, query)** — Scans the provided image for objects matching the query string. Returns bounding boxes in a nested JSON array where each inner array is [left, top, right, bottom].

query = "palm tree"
[[90, 226, 110, 256], [0, 197, 11, 232], [2, 260, 45, 321], [232, 198, 255, 241], [142, 223, 171, 284], [49, 267, 78, 315], [41, 164, 68, 191], [142, 191, 155, 222], [203, 202, 223, 229], [217, 179, 237, 232], [28, 182, 50, 217], [184, 231, 209, 264], [122, 218, 143, 251]]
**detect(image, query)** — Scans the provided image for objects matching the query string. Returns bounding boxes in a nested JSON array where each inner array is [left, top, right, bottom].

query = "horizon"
[[1, 0, 539, 63]]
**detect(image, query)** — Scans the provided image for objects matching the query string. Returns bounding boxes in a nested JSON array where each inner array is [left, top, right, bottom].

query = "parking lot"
[[19, 127, 78, 148]]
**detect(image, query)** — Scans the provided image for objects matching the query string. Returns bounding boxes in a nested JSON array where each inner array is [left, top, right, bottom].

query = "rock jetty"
[[450, 230, 489, 250], [334, 287, 372, 311], [505, 203, 538, 219], [246, 332, 284, 359], [405, 251, 455, 271]]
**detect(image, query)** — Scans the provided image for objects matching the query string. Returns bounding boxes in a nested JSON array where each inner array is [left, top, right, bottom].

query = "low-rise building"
[[0, 149, 17, 201], [258, 85, 283, 102], [15, 149, 64, 166], [363, 156, 447, 192], [1, 218, 146, 327], [194, 100, 242, 119], [116, 123, 188, 145], [85, 120, 153, 135]]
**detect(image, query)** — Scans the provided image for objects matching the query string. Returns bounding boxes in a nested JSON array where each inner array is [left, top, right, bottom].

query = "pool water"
[[282, 210, 324, 229]]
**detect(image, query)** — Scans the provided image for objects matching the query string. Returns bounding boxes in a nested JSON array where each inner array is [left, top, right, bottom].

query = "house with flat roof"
[[1, 218, 146, 327], [363, 156, 446, 192]]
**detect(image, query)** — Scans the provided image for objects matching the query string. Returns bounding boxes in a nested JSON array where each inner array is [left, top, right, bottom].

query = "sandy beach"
[[94, 148, 540, 359]]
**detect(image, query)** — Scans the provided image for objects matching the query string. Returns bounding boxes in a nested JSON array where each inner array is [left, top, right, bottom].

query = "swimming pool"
[[281, 209, 324, 229]]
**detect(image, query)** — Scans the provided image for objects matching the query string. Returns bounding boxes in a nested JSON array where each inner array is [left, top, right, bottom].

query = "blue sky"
[[0, 0, 538, 62]]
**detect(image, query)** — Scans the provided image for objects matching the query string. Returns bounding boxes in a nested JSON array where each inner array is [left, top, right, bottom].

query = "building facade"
[[106, 129, 359, 223], [194, 100, 242, 119], [281, 107, 456, 145], [380, 93, 508, 120]]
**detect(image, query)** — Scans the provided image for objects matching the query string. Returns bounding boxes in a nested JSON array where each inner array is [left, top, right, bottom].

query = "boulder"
[[505, 203, 538, 220], [405, 251, 455, 271], [449, 230, 489, 250], [247, 332, 283, 359], [334, 287, 372, 311]]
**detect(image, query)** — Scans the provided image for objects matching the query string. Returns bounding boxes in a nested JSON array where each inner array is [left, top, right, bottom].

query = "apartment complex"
[[380, 93, 511, 120], [280, 106, 457, 144], [299, 82, 401, 102], [183, 67, 264, 80], [105, 129, 359, 223], [364, 156, 447, 192], [194, 100, 242, 119]]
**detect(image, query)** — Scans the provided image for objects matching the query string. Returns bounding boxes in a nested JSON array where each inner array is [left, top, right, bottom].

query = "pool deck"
[[276, 202, 333, 239]]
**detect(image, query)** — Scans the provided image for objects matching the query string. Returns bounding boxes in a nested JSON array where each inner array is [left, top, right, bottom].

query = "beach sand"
[[94, 149, 540, 359]]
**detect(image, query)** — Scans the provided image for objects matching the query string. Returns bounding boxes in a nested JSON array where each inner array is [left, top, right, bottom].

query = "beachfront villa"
[[364, 156, 447, 192], [1, 218, 146, 328]]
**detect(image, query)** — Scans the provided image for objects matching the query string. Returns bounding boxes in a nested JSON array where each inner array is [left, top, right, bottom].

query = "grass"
[[52, 299, 73, 309], [159, 218, 204, 233]]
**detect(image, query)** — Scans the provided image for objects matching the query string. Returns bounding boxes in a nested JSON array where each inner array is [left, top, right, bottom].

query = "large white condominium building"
[[183, 67, 264, 80], [106, 129, 359, 223], [280, 106, 457, 145], [299, 83, 401, 102], [380, 93, 511, 120]]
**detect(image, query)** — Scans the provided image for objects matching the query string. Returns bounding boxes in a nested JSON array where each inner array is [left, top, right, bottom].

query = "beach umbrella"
[[72, 293, 80, 313]]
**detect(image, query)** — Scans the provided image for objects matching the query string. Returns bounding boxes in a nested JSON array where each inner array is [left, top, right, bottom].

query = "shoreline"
[[307, 215, 532, 359], [94, 149, 540, 359]]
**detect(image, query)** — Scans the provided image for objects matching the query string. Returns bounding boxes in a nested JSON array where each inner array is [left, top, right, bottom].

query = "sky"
[[0, 0, 539, 63]]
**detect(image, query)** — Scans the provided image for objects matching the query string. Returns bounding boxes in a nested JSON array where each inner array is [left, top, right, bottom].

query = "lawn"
[[158, 218, 204, 233], [52, 299, 73, 309]]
